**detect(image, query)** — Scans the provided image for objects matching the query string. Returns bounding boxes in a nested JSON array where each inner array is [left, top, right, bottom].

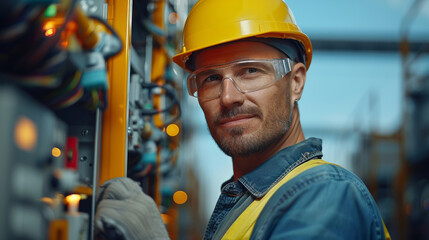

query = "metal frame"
[[100, 0, 133, 185]]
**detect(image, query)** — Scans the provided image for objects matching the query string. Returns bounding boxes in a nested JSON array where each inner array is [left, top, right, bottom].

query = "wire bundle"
[[141, 82, 181, 127], [0, 1, 119, 111]]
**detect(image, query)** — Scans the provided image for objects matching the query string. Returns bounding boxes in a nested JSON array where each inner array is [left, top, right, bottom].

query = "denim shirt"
[[204, 138, 386, 240]]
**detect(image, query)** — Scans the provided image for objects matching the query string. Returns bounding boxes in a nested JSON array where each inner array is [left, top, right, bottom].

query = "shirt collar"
[[237, 137, 323, 198]]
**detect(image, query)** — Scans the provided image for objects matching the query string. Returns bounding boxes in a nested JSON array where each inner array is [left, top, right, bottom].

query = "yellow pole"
[[100, 0, 132, 185]]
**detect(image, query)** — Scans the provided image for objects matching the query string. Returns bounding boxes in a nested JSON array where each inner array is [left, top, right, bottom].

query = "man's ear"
[[290, 62, 307, 102]]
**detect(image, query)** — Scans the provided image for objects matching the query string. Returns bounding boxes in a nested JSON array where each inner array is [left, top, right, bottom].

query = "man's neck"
[[232, 106, 305, 181]]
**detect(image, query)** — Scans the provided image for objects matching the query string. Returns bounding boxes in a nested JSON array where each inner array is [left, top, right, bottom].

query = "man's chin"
[[214, 134, 257, 157]]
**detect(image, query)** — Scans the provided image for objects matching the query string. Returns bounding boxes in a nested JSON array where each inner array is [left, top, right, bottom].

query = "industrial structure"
[[0, 0, 427, 239], [0, 0, 192, 239]]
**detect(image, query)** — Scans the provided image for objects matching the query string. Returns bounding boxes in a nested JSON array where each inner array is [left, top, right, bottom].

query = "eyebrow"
[[196, 68, 221, 76], [232, 61, 272, 71]]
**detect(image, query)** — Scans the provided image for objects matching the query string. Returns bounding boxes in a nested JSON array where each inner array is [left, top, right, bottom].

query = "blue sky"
[[180, 0, 429, 221], [288, 0, 429, 40]]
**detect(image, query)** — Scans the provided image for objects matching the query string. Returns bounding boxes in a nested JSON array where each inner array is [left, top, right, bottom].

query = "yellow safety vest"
[[222, 159, 391, 240]]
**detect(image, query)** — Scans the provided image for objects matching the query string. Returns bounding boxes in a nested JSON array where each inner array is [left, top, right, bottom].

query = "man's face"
[[194, 41, 294, 158]]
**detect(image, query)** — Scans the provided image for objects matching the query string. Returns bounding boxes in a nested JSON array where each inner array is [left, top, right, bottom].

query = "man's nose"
[[219, 78, 245, 108]]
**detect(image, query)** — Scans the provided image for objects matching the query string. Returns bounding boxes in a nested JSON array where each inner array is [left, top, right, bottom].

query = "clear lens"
[[187, 58, 292, 100]]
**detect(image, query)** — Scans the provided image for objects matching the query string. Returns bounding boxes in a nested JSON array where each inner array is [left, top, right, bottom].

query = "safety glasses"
[[187, 58, 293, 100]]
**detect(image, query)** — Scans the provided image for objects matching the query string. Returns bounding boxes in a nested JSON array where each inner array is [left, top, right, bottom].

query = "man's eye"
[[203, 74, 222, 83], [239, 67, 263, 78], [196, 74, 222, 87], [246, 68, 259, 74]]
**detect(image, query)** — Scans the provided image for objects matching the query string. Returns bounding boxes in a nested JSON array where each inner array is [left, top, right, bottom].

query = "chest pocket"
[[222, 159, 391, 240]]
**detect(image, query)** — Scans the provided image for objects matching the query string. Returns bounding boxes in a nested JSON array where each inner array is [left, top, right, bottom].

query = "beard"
[[207, 98, 293, 158]]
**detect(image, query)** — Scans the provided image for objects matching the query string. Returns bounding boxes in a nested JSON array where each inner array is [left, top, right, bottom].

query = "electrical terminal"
[[80, 52, 108, 90]]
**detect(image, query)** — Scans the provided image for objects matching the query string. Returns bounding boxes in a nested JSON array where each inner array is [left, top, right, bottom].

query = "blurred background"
[[0, 0, 428, 240]]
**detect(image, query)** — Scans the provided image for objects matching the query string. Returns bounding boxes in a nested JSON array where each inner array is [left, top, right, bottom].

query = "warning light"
[[65, 194, 81, 215], [43, 21, 56, 37], [168, 12, 179, 24], [166, 124, 179, 137], [65, 194, 81, 204], [173, 190, 188, 205], [44, 4, 57, 18], [52, 147, 61, 157], [14, 117, 38, 151], [45, 28, 55, 37], [60, 21, 77, 48]]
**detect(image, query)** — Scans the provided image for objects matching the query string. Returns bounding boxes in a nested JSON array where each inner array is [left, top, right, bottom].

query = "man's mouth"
[[217, 114, 256, 127]]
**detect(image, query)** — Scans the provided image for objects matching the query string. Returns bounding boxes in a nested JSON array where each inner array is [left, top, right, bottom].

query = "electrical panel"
[[0, 84, 70, 240], [0, 0, 186, 239], [127, 2, 185, 236]]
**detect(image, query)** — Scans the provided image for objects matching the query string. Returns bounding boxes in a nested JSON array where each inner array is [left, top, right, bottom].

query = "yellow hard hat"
[[172, 0, 312, 71]]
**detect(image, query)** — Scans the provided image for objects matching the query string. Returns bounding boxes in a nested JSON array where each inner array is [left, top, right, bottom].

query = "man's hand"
[[95, 177, 170, 240]]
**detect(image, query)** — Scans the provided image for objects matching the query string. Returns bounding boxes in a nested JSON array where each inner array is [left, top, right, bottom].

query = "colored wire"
[[46, 84, 81, 107], [0, 6, 43, 42], [90, 90, 100, 109], [141, 83, 180, 114], [36, 51, 68, 76], [27, 0, 78, 66], [0, 73, 57, 87], [43, 70, 79, 97], [51, 87, 84, 109], [0, 5, 47, 73], [0, 2, 113, 112], [0, 3, 71, 85], [80, 89, 100, 110], [140, 82, 181, 126], [6, 50, 68, 87], [44, 70, 83, 108], [74, 88, 107, 111]]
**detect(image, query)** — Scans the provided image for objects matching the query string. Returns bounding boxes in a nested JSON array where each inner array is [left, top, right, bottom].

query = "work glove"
[[95, 177, 170, 240]]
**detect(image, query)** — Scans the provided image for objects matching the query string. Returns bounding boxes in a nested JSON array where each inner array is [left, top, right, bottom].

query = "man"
[[171, 0, 390, 239], [96, 0, 390, 239]]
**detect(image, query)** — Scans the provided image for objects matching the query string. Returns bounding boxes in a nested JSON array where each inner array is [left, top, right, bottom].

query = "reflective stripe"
[[383, 220, 392, 240], [222, 159, 391, 240], [223, 159, 330, 240]]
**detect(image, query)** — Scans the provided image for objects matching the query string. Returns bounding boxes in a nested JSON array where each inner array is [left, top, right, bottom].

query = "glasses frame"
[[187, 58, 293, 100]]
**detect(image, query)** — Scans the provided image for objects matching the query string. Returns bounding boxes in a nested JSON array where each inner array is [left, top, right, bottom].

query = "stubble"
[[208, 97, 293, 158]]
